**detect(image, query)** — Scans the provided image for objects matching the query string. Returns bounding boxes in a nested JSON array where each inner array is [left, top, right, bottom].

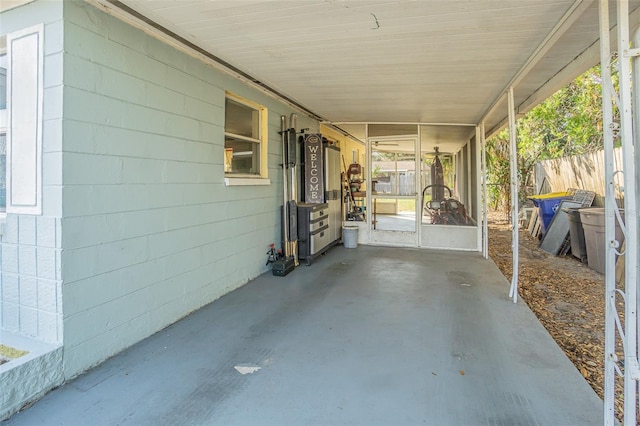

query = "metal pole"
[[475, 126, 482, 253], [467, 141, 472, 214], [599, 1, 617, 423], [480, 122, 488, 259], [280, 115, 290, 258], [619, 2, 640, 424], [507, 87, 519, 304], [289, 113, 299, 266]]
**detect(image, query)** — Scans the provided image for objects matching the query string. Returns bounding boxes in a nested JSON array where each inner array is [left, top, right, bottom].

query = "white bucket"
[[343, 226, 358, 248]]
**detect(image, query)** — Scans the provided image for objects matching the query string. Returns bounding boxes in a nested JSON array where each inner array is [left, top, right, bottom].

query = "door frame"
[[367, 134, 421, 247]]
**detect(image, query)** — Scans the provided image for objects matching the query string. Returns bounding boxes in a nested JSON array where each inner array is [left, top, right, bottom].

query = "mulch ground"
[[487, 211, 627, 421]]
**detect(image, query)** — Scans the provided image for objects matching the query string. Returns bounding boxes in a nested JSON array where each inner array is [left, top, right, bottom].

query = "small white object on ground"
[[234, 364, 261, 375]]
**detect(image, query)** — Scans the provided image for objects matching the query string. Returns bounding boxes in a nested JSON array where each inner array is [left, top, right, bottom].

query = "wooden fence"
[[533, 147, 624, 207]]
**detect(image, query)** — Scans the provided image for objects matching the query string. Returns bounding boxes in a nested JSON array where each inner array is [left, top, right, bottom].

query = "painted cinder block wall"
[[60, 1, 318, 378], [0, 1, 64, 345]]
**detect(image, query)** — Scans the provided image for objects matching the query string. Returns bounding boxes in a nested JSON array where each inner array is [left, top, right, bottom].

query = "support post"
[[507, 87, 519, 304], [600, 1, 640, 424], [599, 1, 617, 424], [475, 125, 483, 253], [619, 2, 640, 424], [480, 122, 488, 259]]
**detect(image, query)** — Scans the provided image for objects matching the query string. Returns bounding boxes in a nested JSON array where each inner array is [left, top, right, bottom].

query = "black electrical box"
[[272, 257, 295, 277]]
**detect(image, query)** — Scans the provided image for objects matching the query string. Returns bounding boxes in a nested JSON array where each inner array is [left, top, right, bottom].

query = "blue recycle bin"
[[529, 192, 570, 236]]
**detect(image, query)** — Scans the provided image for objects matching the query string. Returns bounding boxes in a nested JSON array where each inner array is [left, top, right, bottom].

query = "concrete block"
[[63, 54, 96, 93], [2, 244, 19, 273], [43, 51, 63, 89], [60, 246, 97, 284], [61, 119, 95, 153], [55, 219, 62, 248], [0, 335, 63, 421], [36, 248, 56, 280], [145, 83, 185, 115], [19, 276, 37, 309], [42, 185, 63, 218], [120, 157, 164, 184], [18, 246, 37, 277], [37, 311, 59, 343], [36, 216, 57, 248], [43, 152, 63, 186], [2, 214, 19, 244], [42, 118, 63, 153], [19, 306, 38, 336], [43, 85, 63, 121], [1, 273, 20, 304], [64, 87, 123, 127], [64, 22, 109, 67], [94, 125, 146, 158], [184, 96, 217, 125], [37, 278, 58, 313], [1, 301, 19, 331], [96, 66, 146, 105], [44, 19, 64, 55], [18, 216, 37, 246], [64, 152, 123, 185]]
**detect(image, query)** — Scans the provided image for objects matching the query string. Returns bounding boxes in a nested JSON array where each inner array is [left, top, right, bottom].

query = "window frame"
[[0, 39, 7, 217], [224, 92, 269, 185]]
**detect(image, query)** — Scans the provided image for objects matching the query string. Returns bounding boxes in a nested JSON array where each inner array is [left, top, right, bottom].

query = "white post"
[[507, 87, 519, 304], [480, 122, 488, 259], [618, 2, 640, 424], [475, 125, 483, 253], [599, 1, 617, 424], [600, 1, 640, 424], [466, 140, 472, 214]]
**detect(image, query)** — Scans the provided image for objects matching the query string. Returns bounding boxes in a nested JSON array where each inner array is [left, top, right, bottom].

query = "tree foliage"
[[485, 65, 610, 213]]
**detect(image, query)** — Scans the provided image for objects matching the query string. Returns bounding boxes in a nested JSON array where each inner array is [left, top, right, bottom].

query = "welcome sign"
[[303, 134, 324, 203]]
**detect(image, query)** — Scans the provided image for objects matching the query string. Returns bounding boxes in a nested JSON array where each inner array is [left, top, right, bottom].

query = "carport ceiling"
[[105, 0, 640, 137]]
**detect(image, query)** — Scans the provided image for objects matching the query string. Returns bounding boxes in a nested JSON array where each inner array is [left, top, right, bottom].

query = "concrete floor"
[[6, 246, 602, 425]]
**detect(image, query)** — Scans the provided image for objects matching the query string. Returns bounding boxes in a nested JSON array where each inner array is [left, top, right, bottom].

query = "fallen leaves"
[[488, 212, 622, 421]]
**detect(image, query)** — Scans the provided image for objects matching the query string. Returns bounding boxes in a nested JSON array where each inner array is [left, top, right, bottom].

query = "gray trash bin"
[[563, 207, 587, 263], [579, 208, 624, 274], [343, 225, 359, 248]]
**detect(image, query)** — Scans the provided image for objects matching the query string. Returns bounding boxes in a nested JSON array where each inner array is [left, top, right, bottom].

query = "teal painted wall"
[[0, 0, 64, 345], [61, 1, 318, 378]]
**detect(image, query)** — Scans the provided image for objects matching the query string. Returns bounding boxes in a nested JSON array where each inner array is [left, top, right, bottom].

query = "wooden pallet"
[[527, 208, 540, 239]]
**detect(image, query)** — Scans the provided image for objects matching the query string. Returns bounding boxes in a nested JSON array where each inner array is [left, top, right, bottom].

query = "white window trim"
[[0, 38, 7, 226], [224, 177, 271, 186], [6, 24, 44, 215], [224, 92, 269, 184]]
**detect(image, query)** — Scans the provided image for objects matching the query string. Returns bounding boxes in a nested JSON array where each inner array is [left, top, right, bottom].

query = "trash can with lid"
[[579, 208, 625, 274], [529, 192, 571, 236], [563, 207, 587, 263], [343, 225, 359, 248]]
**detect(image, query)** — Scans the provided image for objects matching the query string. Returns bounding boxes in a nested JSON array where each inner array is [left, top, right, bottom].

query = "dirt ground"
[[487, 211, 627, 421]]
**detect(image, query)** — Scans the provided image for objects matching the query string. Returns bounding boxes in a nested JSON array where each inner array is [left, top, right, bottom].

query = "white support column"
[[599, 1, 617, 424], [466, 140, 472, 214], [600, 1, 640, 424], [507, 87, 519, 304], [475, 126, 483, 253], [619, 2, 640, 424], [480, 122, 488, 259]]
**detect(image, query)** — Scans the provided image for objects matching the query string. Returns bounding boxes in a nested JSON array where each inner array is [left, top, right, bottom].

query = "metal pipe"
[[466, 141, 472, 214], [619, 3, 639, 423], [481, 122, 488, 259], [599, 2, 617, 423], [280, 115, 289, 257], [507, 87, 519, 304], [289, 113, 299, 265]]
